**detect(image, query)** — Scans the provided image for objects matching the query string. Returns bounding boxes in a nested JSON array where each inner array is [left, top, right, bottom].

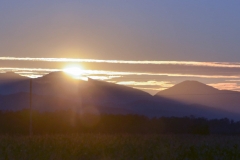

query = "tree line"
[[0, 109, 239, 135]]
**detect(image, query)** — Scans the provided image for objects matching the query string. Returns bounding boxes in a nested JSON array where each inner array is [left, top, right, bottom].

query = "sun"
[[63, 66, 83, 79]]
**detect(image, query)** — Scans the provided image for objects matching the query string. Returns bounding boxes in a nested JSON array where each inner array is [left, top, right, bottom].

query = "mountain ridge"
[[0, 72, 28, 82], [157, 80, 220, 95], [155, 80, 240, 115], [0, 72, 240, 119]]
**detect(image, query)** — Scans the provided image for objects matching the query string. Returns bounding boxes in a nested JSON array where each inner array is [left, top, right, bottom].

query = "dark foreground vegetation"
[[1, 110, 240, 159], [0, 109, 240, 135], [1, 134, 240, 159]]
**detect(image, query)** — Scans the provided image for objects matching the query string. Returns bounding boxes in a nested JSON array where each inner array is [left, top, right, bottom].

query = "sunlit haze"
[[63, 66, 83, 79], [1, 1, 240, 94]]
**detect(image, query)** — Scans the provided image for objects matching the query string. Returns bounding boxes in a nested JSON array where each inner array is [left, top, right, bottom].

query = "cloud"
[[88, 75, 121, 80], [208, 83, 240, 91], [1, 57, 240, 81], [0, 67, 60, 72], [0, 67, 61, 78], [1, 67, 240, 79], [1, 59, 240, 93], [226, 80, 240, 82], [1, 57, 240, 68], [83, 70, 240, 79], [116, 80, 174, 94], [117, 80, 173, 87]]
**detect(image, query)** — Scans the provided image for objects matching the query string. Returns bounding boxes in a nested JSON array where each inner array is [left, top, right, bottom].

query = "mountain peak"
[[156, 80, 219, 95], [177, 80, 208, 88]]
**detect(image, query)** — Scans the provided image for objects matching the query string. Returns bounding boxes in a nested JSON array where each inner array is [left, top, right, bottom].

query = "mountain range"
[[0, 72, 239, 120]]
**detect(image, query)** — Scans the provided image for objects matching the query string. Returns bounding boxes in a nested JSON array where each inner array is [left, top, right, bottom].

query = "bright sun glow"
[[63, 66, 83, 78]]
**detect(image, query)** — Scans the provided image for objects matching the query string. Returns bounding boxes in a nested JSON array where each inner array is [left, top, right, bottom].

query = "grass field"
[[0, 134, 240, 160]]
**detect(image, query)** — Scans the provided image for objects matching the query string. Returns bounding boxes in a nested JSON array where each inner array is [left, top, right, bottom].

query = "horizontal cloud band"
[[0, 67, 239, 79], [1, 57, 240, 68]]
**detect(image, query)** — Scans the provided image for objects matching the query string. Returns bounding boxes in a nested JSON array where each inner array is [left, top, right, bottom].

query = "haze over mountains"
[[0, 72, 240, 120], [155, 81, 240, 114]]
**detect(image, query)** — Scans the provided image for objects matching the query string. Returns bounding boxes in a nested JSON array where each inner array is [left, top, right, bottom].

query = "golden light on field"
[[63, 66, 83, 79]]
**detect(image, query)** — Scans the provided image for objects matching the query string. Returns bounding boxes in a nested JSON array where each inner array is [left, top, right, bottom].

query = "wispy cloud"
[[83, 70, 240, 79], [1, 59, 240, 93], [117, 80, 173, 87], [0, 67, 60, 72], [88, 75, 121, 80], [208, 83, 240, 91], [116, 80, 174, 94], [0, 67, 61, 78], [226, 80, 240, 82], [1, 67, 240, 79], [1, 57, 240, 68]]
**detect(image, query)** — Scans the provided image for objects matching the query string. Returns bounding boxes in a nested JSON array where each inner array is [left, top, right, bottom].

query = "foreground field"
[[0, 134, 240, 160]]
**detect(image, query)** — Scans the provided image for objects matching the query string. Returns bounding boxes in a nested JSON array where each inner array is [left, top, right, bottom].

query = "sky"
[[1, 1, 240, 94]]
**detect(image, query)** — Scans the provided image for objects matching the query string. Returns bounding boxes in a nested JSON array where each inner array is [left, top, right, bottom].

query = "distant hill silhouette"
[[157, 80, 219, 95], [0, 72, 30, 95], [0, 72, 28, 81], [155, 80, 240, 115], [0, 72, 239, 119]]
